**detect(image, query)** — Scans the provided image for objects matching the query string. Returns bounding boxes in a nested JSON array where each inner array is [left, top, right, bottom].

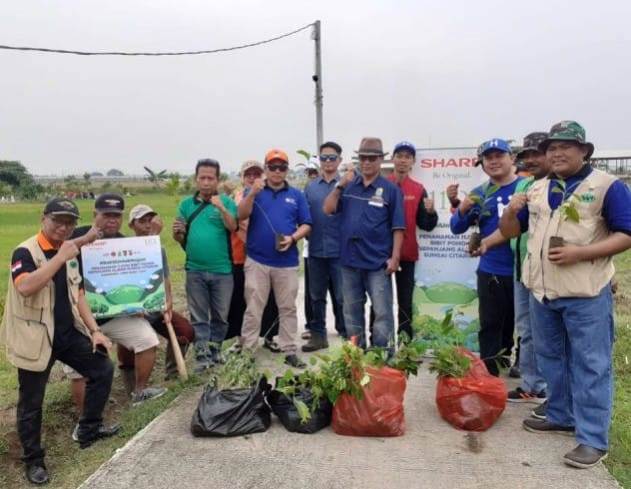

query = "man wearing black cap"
[[0, 198, 118, 484], [68, 193, 165, 409]]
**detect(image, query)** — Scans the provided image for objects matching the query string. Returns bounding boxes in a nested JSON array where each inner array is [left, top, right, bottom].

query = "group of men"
[[2, 123, 630, 484]]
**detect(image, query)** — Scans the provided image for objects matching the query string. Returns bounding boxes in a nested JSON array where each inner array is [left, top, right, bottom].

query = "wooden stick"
[[165, 319, 188, 381]]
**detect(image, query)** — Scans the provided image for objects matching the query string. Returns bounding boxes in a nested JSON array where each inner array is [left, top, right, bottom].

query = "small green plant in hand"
[[429, 345, 472, 378], [551, 180, 581, 223], [468, 183, 500, 219]]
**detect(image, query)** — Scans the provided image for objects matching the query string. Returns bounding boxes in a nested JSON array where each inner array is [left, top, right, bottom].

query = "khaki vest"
[[522, 168, 616, 301], [0, 235, 89, 371]]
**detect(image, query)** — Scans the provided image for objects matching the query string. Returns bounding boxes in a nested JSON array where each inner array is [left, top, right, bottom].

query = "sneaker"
[[131, 386, 167, 406], [522, 418, 574, 436], [300, 331, 312, 340], [72, 422, 121, 443], [76, 422, 121, 449], [507, 387, 546, 404], [301, 333, 329, 352], [563, 444, 608, 469], [508, 365, 521, 378], [25, 463, 49, 485], [263, 338, 281, 353], [531, 400, 548, 420], [284, 354, 307, 369]]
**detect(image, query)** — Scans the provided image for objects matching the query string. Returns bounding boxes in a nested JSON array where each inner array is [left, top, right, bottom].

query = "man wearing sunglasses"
[[323, 137, 405, 352], [2, 198, 118, 484], [302, 141, 347, 352], [238, 149, 312, 368]]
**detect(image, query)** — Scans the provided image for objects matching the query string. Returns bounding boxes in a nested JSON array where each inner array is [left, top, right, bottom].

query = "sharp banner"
[[410, 148, 488, 351], [81, 236, 165, 319]]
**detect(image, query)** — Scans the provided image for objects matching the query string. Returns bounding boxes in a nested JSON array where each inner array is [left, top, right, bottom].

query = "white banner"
[[410, 148, 487, 350]]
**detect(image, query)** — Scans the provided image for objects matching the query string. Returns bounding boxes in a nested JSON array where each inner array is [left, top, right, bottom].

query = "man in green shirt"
[[173, 159, 237, 373]]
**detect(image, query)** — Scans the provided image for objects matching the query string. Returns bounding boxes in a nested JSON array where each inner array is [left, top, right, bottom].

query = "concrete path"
[[79, 291, 620, 489]]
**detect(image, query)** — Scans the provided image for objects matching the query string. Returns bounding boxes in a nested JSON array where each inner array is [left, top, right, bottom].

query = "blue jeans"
[[514, 280, 546, 393], [529, 285, 614, 450], [308, 256, 346, 337], [341, 266, 394, 350], [185, 271, 234, 360]]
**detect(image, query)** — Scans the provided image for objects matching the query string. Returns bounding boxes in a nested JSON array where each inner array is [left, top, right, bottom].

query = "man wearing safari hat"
[[323, 137, 405, 351], [238, 149, 312, 368], [0, 198, 118, 484], [501, 120, 631, 468]]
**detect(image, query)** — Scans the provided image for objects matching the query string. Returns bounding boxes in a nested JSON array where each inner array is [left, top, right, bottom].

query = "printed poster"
[[410, 147, 488, 351], [81, 236, 165, 319]]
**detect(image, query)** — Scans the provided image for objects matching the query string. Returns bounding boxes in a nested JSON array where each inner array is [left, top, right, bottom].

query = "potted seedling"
[[466, 183, 499, 254]]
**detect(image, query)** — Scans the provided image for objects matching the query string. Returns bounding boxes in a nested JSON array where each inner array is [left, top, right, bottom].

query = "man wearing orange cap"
[[238, 149, 312, 368]]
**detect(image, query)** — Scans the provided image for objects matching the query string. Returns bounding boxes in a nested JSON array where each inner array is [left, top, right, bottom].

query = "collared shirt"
[[304, 174, 342, 258], [177, 192, 237, 274], [517, 164, 631, 236], [336, 174, 405, 270], [11, 232, 78, 348], [246, 181, 312, 268]]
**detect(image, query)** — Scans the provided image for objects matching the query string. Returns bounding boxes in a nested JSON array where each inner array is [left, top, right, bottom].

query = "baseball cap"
[[95, 193, 125, 214], [480, 138, 512, 156], [43, 197, 80, 219], [240, 160, 264, 174], [393, 141, 416, 157], [264, 149, 289, 165], [128, 204, 157, 224], [516, 132, 548, 159]]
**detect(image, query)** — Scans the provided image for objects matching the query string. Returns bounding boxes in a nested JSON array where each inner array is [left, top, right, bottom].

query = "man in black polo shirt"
[[2, 198, 119, 485]]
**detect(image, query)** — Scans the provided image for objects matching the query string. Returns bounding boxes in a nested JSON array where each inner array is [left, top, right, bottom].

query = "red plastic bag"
[[436, 349, 507, 431], [332, 366, 406, 437]]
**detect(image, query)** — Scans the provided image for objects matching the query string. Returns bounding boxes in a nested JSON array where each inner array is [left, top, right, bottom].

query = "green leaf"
[[293, 399, 311, 424], [309, 356, 318, 366], [551, 187, 565, 194], [564, 205, 580, 223], [360, 374, 371, 386]]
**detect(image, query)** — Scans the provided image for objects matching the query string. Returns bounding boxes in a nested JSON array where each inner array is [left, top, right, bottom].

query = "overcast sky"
[[1, 0, 630, 175]]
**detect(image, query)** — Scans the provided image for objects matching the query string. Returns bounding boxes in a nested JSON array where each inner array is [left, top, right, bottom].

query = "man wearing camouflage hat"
[[505, 132, 551, 404], [501, 121, 631, 468]]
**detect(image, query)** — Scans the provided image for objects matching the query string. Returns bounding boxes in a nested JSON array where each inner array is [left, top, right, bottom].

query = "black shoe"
[[284, 354, 306, 369], [522, 418, 574, 436], [563, 444, 608, 468], [78, 423, 121, 449], [508, 365, 521, 378], [300, 331, 312, 340], [531, 400, 548, 420], [263, 338, 281, 353], [301, 333, 329, 352], [25, 464, 49, 485]]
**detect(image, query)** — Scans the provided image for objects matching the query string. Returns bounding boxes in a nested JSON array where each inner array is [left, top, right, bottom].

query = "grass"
[[0, 195, 630, 487]]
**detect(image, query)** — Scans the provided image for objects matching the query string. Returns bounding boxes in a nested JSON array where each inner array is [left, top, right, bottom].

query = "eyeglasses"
[[319, 154, 338, 162], [267, 164, 288, 172], [359, 155, 379, 162], [243, 171, 262, 178], [48, 216, 78, 228]]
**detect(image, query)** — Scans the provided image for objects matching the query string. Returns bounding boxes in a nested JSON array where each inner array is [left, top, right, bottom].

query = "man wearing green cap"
[[501, 120, 631, 468]]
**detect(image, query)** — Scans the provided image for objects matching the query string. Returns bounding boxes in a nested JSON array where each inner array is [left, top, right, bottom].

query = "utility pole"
[[312, 20, 323, 149]]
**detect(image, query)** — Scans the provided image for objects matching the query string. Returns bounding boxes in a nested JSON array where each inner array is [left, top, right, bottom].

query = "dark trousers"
[[369, 261, 416, 342], [17, 329, 114, 465], [226, 264, 279, 340], [477, 270, 515, 376], [304, 257, 314, 329]]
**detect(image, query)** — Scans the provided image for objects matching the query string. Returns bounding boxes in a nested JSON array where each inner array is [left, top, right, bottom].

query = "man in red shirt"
[[389, 141, 438, 340]]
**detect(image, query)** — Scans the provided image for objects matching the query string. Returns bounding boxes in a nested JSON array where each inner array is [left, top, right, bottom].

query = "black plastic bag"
[[268, 386, 332, 434], [191, 378, 271, 437]]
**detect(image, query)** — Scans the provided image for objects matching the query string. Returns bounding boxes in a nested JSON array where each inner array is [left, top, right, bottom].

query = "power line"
[[0, 22, 314, 56]]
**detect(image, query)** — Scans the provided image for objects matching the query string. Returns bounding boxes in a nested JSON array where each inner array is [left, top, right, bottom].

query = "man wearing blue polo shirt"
[[302, 141, 347, 352], [238, 149, 312, 368], [500, 121, 631, 469], [323, 137, 405, 351]]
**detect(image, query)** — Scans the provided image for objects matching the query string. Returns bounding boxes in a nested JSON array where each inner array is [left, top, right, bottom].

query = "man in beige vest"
[[0, 198, 119, 485], [500, 121, 631, 469]]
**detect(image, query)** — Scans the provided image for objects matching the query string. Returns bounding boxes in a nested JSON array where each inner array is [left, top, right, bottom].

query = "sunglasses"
[[319, 154, 338, 162], [359, 155, 379, 162], [267, 163, 288, 172]]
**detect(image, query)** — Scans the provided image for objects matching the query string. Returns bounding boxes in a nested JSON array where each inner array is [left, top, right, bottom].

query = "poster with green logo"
[[81, 236, 165, 319]]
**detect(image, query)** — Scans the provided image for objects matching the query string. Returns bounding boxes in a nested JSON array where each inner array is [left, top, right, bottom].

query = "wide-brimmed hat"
[[516, 132, 548, 160], [240, 160, 264, 175], [355, 137, 388, 157], [538, 120, 594, 160], [128, 204, 156, 225]]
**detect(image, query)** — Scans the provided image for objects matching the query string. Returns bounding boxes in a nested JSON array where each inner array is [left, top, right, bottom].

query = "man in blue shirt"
[[238, 149, 312, 368], [323, 137, 405, 351], [450, 138, 522, 376], [302, 141, 347, 352], [500, 121, 631, 469]]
